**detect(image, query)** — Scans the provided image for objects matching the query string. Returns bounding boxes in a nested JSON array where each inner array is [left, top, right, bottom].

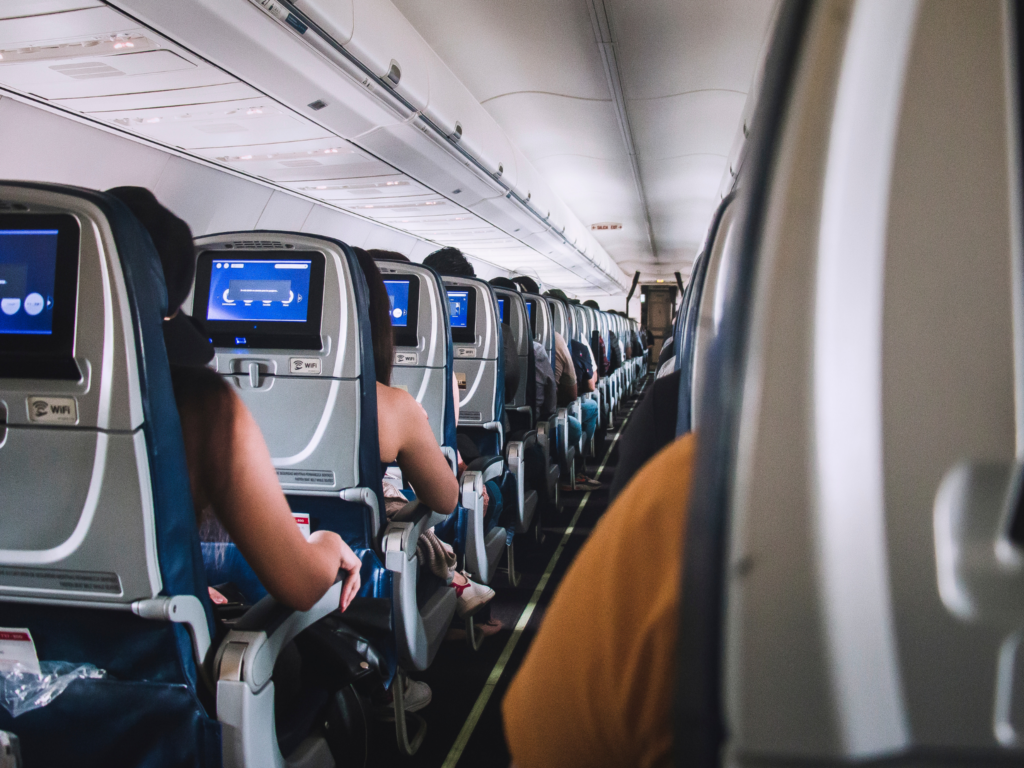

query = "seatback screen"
[[446, 287, 476, 344], [193, 250, 325, 350], [448, 290, 470, 328], [0, 214, 80, 379], [207, 259, 312, 323], [498, 297, 507, 325], [384, 280, 410, 327], [0, 229, 58, 335], [380, 273, 419, 347]]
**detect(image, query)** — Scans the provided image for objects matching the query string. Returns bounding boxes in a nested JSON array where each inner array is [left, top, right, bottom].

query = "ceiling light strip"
[[247, 0, 625, 292], [586, 0, 658, 264]]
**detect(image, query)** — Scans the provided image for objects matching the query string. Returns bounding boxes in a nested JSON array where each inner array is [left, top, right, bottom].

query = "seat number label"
[[27, 396, 78, 424], [456, 347, 476, 358], [289, 357, 322, 375]]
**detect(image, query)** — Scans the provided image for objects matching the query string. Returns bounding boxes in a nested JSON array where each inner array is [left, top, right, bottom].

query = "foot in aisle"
[[452, 570, 495, 617]]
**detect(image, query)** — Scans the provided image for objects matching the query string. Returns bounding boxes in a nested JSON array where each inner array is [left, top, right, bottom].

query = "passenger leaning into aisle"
[[107, 186, 364, 614]]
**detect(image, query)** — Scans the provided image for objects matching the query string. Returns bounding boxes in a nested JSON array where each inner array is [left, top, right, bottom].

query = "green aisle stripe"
[[440, 384, 647, 768]]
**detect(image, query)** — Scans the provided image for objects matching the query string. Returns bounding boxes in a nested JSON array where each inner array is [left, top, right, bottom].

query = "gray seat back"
[[445, 276, 501, 427], [716, 3, 1024, 764], [190, 233, 365, 496], [0, 183, 164, 606], [493, 287, 531, 409], [378, 260, 451, 447], [524, 292, 555, 362]]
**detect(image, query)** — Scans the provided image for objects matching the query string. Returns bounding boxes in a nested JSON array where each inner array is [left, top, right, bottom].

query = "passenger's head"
[[424, 247, 475, 277], [488, 276, 518, 291], [352, 247, 394, 386], [368, 249, 410, 263], [512, 276, 540, 294], [107, 186, 194, 314], [544, 288, 570, 304], [583, 299, 601, 310]]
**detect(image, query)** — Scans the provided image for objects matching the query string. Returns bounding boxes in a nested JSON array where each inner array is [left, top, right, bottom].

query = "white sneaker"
[[375, 678, 431, 721], [454, 574, 495, 617]]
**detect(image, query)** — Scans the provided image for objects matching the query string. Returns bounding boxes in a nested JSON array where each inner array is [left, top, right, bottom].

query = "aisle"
[[369, 380, 649, 767]]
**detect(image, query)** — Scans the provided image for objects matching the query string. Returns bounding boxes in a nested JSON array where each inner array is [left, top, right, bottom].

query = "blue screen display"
[[384, 279, 410, 327], [526, 301, 534, 324], [448, 289, 469, 328], [498, 298, 506, 323], [207, 259, 312, 322], [0, 229, 59, 336]]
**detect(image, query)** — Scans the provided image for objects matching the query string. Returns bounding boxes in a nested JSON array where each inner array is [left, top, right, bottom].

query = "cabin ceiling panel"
[[50, 82, 260, 113], [393, 0, 774, 281], [91, 96, 332, 149], [282, 174, 429, 202]]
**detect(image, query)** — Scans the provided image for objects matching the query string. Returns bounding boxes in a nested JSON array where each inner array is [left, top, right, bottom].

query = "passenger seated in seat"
[[544, 317, 600, 491], [420, 246, 504, 526], [350, 247, 493, 620], [107, 186, 363, 614], [367, 248, 409, 263], [512, 276, 541, 294], [424, 245, 477, 277], [503, 434, 694, 768]]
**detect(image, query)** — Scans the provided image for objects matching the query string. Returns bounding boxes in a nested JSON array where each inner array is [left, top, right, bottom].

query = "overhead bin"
[[294, 0, 430, 113], [42, 0, 630, 293], [421, 49, 516, 185]]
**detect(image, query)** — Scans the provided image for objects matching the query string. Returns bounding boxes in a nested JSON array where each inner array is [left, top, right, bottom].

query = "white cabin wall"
[[0, 95, 512, 278]]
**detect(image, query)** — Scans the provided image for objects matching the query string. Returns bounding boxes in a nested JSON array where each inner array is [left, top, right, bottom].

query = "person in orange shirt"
[[502, 433, 693, 768]]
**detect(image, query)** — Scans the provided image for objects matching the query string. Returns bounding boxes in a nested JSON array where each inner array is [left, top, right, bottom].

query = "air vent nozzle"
[[224, 241, 296, 250], [450, 122, 463, 142], [385, 60, 401, 86]]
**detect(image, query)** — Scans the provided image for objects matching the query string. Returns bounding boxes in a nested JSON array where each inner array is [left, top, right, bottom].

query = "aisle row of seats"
[[0, 180, 647, 768]]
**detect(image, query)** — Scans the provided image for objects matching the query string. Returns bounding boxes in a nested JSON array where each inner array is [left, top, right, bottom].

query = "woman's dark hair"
[[352, 246, 394, 386], [583, 299, 601, 310], [423, 247, 475, 277], [367, 249, 410, 262], [107, 186, 195, 313], [512, 276, 540, 294], [171, 364, 237, 521]]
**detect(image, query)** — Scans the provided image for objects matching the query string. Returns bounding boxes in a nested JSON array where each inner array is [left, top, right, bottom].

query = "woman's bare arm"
[[184, 390, 361, 612], [378, 383, 459, 515]]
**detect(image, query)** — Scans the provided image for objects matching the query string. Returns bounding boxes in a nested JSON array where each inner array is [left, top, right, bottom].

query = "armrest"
[[507, 429, 538, 449], [389, 498, 448, 529], [382, 500, 446, 568], [467, 455, 504, 483], [215, 579, 343, 694]]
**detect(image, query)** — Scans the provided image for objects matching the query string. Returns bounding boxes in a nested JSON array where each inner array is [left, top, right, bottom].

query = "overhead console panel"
[[0, 0, 629, 293]]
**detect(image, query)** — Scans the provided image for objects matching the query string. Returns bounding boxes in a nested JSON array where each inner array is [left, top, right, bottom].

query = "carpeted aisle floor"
[[367, 377, 650, 767]]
